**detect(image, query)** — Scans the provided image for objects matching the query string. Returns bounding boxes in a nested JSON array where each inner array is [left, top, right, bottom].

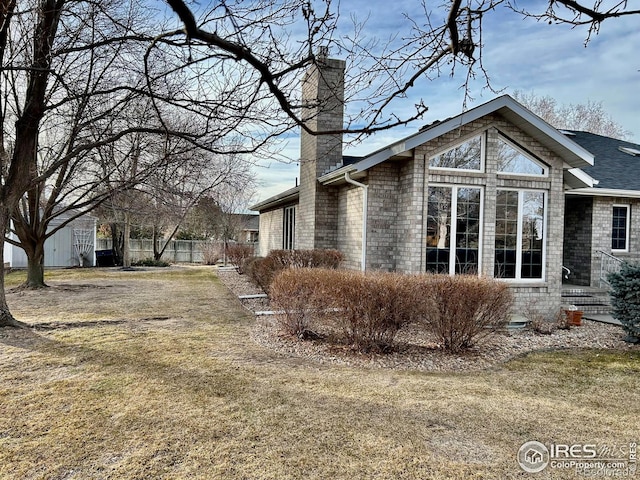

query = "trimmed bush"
[[608, 263, 640, 343], [266, 269, 513, 354], [269, 268, 331, 338], [334, 270, 423, 352], [269, 268, 427, 352], [420, 275, 513, 353], [246, 249, 344, 292], [225, 244, 254, 274]]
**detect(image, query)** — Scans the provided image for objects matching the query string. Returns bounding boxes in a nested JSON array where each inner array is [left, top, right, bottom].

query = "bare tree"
[[513, 91, 631, 139], [508, 1, 640, 42], [3, 0, 274, 289], [140, 149, 255, 262], [164, 0, 640, 138], [0, 0, 69, 326]]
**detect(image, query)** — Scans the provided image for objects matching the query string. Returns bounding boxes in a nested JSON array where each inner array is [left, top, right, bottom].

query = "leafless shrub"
[[247, 249, 344, 292], [267, 269, 512, 354], [269, 268, 330, 338], [334, 271, 424, 352], [270, 268, 425, 352], [420, 275, 514, 353], [225, 244, 254, 274], [201, 242, 222, 265], [528, 307, 571, 335]]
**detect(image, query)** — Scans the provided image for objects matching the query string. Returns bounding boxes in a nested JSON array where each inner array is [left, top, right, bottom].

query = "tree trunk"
[[153, 226, 161, 261], [0, 207, 25, 327], [122, 212, 132, 268], [110, 223, 123, 265], [23, 239, 47, 288]]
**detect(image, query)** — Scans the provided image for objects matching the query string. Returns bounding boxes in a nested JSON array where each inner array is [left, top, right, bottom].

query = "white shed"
[[4, 211, 98, 268]]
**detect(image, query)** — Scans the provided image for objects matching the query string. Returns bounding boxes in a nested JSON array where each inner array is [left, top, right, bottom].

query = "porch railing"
[[596, 250, 624, 288]]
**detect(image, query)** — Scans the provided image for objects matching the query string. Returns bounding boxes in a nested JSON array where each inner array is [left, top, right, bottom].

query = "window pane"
[[494, 190, 519, 278], [426, 187, 451, 273], [283, 206, 295, 250], [612, 206, 628, 250], [497, 138, 545, 175], [455, 187, 480, 274], [429, 136, 481, 170], [521, 191, 544, 279], [494, 190, 546, 280]]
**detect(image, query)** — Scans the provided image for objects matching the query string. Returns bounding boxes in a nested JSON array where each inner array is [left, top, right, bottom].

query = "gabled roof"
[[319, 95, 594, 185], [252, 95, 598, 211], [563, 131, 640, 191]]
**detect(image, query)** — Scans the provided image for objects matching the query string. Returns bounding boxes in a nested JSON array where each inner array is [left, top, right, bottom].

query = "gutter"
[[566, 187, 640, 199], [344, 172, 367, 271]]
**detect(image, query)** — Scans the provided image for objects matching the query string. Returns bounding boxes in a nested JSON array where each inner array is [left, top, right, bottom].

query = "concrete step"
[[562, 287, 612, 315]]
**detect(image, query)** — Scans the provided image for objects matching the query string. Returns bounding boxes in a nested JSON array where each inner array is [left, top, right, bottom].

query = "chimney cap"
[[317, 45, 329, 58]]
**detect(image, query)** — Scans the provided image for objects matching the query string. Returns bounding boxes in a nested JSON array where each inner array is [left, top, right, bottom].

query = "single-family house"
[[251, 54, 634, 315], [236, 214, 260, 244]]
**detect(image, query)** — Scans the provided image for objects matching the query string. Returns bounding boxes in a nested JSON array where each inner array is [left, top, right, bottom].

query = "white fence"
[[96, 238, 209, 263]]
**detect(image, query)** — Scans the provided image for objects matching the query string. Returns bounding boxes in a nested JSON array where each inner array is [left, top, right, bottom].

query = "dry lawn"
[[0, 266, 638, 479]]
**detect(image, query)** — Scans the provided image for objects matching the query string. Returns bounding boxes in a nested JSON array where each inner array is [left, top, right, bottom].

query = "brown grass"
[[1, 266, 639, 479]]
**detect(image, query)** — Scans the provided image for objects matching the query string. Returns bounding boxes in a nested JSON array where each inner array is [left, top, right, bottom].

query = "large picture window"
[[429, 135, 483, 171], [283, 206, 296, 250], [426, 186, 482, 275], [494, 189, 546, 280], [612, 205, 629, 251]]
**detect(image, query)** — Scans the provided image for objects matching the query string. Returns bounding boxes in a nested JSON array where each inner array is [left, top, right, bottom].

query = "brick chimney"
[[296, 49, 345, 250]]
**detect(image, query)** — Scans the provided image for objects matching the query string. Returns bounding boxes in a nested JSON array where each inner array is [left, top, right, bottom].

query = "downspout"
[[344, 172, 368, 271]]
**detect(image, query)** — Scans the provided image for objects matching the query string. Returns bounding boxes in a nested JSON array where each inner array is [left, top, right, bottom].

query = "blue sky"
[[252, 2, 639, 202]]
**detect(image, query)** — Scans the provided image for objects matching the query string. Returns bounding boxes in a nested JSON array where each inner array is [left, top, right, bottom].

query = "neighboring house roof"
[[563, 131, 640, 195], [229, 213, 260, 231], [243, 214, 260, 231]]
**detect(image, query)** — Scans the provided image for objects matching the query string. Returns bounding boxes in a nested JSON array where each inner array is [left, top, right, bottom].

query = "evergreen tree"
[[608, 263, 640, 343]]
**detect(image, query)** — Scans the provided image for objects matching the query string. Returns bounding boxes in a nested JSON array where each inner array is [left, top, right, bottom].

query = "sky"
[[251, 1, 640, 204]]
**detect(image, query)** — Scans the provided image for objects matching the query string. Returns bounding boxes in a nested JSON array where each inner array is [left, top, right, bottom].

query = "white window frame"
[[495, 188, 548, 282], [428, 133, 485, 173], [496, 134, 549, 178], [426, 184, 484, 276], [612, 204, 630, 253]]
